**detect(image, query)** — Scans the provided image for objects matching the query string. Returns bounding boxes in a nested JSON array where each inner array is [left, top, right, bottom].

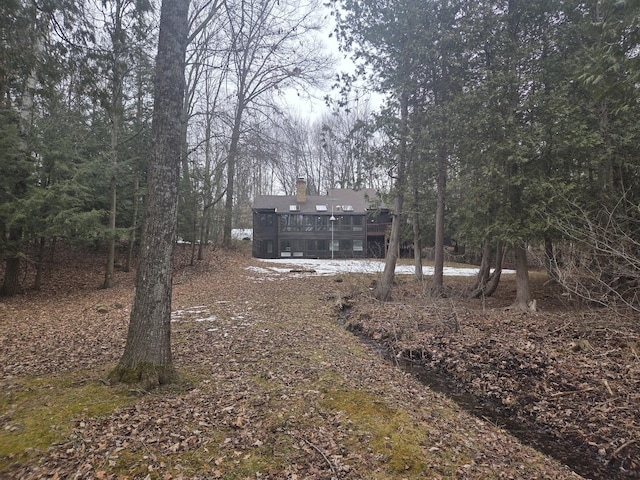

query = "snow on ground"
[[249, 258, 514, 277]]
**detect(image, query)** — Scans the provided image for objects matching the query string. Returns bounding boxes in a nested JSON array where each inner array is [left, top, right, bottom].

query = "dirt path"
[[1, 248, 588, 478]]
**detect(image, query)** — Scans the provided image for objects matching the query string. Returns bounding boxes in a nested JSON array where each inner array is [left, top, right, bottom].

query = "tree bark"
[[544, 235, 558, 283], [374, 93, 408, 301], [1, 256, 20, 296], [375, 192, 404, 301], [512, 243, 533, 310], [110, 0, 190, 389], [103, 173, 117, 288], [223, 101, 244, 248], [484, 242, 505, 298], [470, 240, 504, 299], [33, 236, 46, 290], [469, 240, 492, 297], [412, 196, 423, 282], [431, 145, 447, 294], [103, 0, 125, 289]]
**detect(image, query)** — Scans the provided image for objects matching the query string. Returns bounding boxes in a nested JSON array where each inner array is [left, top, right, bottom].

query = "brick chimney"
[[295, 177, 306, 203]]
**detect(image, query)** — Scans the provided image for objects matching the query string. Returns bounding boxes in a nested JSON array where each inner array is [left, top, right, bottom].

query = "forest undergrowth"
[[0, 245, 636, 479]]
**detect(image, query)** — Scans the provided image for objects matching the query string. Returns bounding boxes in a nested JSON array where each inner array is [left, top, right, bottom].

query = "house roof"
[[253, 188, 385, 214]]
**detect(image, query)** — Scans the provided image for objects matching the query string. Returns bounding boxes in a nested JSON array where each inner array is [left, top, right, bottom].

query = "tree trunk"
[[375, 193, 404, 301], [103, 174, 117, 288], [33, 236, 46, 290], [190, 213, 197, 266], [470, 240, 504, 299], [1, 256, 20, 297], [103, 0, 125, 289], [374, 93, 408, 302], [223, 102, 244, 248], [469, 240, 492, 297], [198, 206, 210, 261], [412, 188, 423, 281], [110, 0, 190, 389], [512, 243, 533, 310], [484, 242, 504, 297], [544, 235, 558, 283], [431, 145, 447, 294]]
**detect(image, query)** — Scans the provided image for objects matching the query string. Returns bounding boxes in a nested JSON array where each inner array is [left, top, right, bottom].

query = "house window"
[[337, 216, 351, 231], [316, 216, 328, 231], [303, 215, 314, 231], [352, 216, 363, 231], [292, 239, 304, 257], [259, 213, 275, 227], [330, 239, 339, 252], [280, 214, 303, 232], [280, 240, 292, 256], [280, 215, 290, 232], [353, 240, 363, 252], [340, 239, 352, 251], [291, 214, 303, 231]]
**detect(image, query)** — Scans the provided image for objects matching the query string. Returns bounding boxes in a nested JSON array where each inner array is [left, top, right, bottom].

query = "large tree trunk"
[[512, 243, 533, 311], [110, 0, 190, 389]]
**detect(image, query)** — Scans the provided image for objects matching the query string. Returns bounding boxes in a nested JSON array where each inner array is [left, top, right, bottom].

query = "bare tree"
[[317, 94, 376, 192], [220, 0, 333, 247], [100, 0, 152, 288], [110, 0, 190, 389], [548, 194, 640, 313], [179, 5, 228, 258]]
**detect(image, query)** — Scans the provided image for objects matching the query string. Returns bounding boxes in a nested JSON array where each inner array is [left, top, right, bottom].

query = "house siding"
[[252, 187, 390, 259]]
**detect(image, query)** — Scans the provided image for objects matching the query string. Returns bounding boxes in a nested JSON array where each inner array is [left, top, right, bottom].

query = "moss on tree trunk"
[[109, 363, 178, 391]]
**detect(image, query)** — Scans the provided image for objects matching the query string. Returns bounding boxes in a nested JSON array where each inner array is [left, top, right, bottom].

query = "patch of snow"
[[246, 266, 273, 274], [232, 228, 253, 240], [251, 258, 514, 277], [172, 306, 215, 323]]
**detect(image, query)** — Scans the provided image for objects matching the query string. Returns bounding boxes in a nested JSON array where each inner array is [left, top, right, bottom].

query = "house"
[[252, 178, 391, 259]]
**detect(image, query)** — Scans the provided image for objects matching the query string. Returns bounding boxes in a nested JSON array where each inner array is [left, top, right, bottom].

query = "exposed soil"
[[0, 245, 636, 479]]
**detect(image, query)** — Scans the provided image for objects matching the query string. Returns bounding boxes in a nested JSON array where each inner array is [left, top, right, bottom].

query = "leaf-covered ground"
[[344, 272, 640, 479], [0, 245, 626, 479]]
